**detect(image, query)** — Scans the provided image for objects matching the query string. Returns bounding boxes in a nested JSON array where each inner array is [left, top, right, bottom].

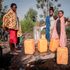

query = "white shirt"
[[50, 16, 55, 33]]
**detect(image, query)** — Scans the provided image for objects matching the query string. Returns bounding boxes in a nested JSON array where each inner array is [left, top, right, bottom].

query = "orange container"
[[41, 34, 46, 39], [24, 39, 35, 54], [57, 47, 68, 65], [37, 39, 48, 53], [49, 39, 59, 52]]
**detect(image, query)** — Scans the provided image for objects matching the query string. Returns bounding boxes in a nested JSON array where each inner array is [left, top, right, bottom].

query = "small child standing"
[[33, 22, 43, 44], [17, 17, 23, 49]]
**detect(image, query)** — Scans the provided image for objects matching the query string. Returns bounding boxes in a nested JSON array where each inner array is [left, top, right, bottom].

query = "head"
[[10, 3, 17, 12], [58, 10, 64, 18], [49, 7, 54, 16]]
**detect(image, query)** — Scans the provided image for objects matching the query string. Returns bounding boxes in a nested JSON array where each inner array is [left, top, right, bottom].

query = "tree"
[[21, 8, 37, 33], [21, 18, 35, 33], [0, 0, 3, 27], [36, 0, 61, 18], [25, 8, 37, 22], [54, 6, 58, 16], [0, 5, 8, 27], [0, 0, 8, 27]]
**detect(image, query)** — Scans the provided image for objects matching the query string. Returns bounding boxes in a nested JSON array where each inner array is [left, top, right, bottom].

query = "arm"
[[40, 25, 46, 31]]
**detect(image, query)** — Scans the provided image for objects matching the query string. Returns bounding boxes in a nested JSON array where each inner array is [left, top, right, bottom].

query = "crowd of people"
[[34, 7, 67, 48], [43, 7, 67, 47], [2, 3, 67, 55]]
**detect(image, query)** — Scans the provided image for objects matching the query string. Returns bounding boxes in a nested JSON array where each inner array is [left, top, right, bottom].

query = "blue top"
[[46, 16, 50, 42]]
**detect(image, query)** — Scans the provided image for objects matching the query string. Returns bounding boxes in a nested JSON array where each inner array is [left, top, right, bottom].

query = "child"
[[33, 22, 43, 44], [17, 17, 23, 49]]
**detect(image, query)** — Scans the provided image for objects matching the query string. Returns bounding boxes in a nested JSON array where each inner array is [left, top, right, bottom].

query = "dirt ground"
[[0, 38, 70, 70]]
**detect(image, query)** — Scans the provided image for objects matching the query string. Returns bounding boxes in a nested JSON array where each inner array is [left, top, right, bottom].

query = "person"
[[17, 17, 23, 49], [0, 26, 8, 41], [3, 29, 8, 41], [33, 22, 41, 44], [51, 10, 67, 47], [3, 3, 19, 55], [42, 7, 56, 42]]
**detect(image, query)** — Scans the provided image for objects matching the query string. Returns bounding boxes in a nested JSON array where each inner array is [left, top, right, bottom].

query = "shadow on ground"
[[0, 53, 14, 70]]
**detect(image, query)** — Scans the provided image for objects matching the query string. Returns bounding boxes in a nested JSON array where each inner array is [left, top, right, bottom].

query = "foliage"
[[21, 8, 37, 33], [0, 19, 2, 27], [36, 0, 61, 18], [54, 6, 58, 16], [21, 18, 35, 33], [25, 8, 37, 22], [0, 0, 8, 27]]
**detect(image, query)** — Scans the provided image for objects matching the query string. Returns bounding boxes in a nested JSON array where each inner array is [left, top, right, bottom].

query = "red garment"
[[9, 29, 17, 44]]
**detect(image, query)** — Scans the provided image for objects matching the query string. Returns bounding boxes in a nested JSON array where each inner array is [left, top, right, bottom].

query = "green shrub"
[[21, 18, 35, 33]]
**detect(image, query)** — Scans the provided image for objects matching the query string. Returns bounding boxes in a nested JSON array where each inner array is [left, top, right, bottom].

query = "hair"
[[58, 10, 64, 14], [10, 3, 17, 8], [49, 7, 54, 12]]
